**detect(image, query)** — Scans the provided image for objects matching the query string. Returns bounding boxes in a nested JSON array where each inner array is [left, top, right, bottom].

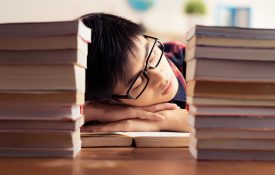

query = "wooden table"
[[0, 148, 275, 175]]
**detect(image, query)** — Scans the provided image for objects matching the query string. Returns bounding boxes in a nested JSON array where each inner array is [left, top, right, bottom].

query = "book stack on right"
[[0, 19, 90, 157], [185, 25, 275, 161]]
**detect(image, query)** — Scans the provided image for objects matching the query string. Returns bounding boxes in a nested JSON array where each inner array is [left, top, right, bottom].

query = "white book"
[[189, 145, 275, 161], [81, 132, 190, 148], [0, 49, 87, 67], [187, 96, 275, 107], [191, 128, 275, 139], [189, 105, 275, 116], [0, 116, 84, 130], [186, 58, 275, 82], [0, 104, 82, 120], [0, 17, 90, 39], [191, 137, 275, 150], [0, 64, 85, 91], [0, 35, 88, 51], [0, 143, 81, 158], [189, 113, 275, 129], [0, 129, 80, 148]]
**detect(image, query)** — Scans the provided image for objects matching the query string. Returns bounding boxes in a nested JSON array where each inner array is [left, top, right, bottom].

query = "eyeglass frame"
[[112, 35, 165, 100]]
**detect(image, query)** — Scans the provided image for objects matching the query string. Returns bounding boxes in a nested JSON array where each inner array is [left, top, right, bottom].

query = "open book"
[[81, 132, 190, 148]]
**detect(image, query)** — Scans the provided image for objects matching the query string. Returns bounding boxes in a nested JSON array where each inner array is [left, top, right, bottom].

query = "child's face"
[[113, 35, 179, 106]]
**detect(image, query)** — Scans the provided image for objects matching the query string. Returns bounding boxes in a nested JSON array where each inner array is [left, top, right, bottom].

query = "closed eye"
[[132, 77, 143, 90]]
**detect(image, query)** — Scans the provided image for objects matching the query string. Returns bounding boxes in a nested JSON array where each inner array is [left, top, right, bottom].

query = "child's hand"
[[81, 118, 160, 132], [81, 108, 189, 132], [156, 109, 190, 132], [84, 102, 179, 123]]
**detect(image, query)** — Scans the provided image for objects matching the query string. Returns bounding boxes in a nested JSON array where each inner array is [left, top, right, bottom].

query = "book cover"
[[189, 113, 275, 129]]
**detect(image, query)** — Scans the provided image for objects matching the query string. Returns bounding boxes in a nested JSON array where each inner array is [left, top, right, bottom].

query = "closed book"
[[0, 91, 84, 105], [189, 114, 275, 129], [191, 128, 275, 139], [191, 137, 275, 150], [0, 35, 88, 51], [81, 132, 190, 148], [185, 25, 275, 41], [0, 104, 82, 120], [187, 96, 275, 107], [186, 58, 275, 82], [189, 105, 275, 116], [186, 46, 275, 62], [0, 129, 80, 148], [189, 145, 275, 161], [0, 143, 81, 158], [0, 19, 90, 42], [0, 64, 85, 91], [187, 35, 275, 49], [0, 49, 87, 67], [0, 116, 84, 130], [187, 80, 275, 100]]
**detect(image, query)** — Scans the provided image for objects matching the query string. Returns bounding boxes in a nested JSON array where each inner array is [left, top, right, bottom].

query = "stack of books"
[[0, 19, 91, 157], [185, 25, 275, 161]]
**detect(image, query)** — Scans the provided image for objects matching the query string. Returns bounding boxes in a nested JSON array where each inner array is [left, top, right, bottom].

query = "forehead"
[[114, 35, 147, 92], [128, 35, 148, 75]]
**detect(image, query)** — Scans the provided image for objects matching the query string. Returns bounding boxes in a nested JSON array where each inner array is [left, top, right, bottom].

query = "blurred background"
[[1, 0, 275, 42]]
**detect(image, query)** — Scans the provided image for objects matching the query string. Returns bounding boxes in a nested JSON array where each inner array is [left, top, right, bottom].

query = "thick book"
[[187, 35, 275, 49], [191, 128, 275, 139], [0, 91, 84, 105], [0, 64, 85, 91], [0, 104, 82, 120], [191, 137, 275, 150], [187, 96, 275, 106], [189, 145, 275, 161], [189, 105, 275, 116], [185, 25, 275, 41], [0, 116, 84, 130], [81, 132, 190, 148], [0, 20, 91, 41], [0, 49, 87, 67], [0, 129, 80, 148], [187, 80, 275, 100], [0, 35, 88, 51], [189, 113, 275, 129], [186, 58, 275, 82], [0, 144, 81, 158], [186, 46, 275, 62]]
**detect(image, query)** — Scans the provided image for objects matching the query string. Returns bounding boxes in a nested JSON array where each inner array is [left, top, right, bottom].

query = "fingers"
[[81, 119, 160, 132], [81, 120, 132, 132], [135, 110, 166, 121], [133, 103, 179, 121], [140, 103, 179, 112]]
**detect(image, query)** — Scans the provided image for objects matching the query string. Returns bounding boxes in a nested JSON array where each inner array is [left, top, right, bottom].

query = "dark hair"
[[81, 13, 145, 101]]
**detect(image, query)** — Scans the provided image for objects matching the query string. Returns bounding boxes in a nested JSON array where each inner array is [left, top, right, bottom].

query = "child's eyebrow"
[[126, 41, 149, 87]]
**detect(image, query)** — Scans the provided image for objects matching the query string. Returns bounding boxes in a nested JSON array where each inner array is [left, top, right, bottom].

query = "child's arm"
[[81, 108, 190, 132], [83, 101, 179, 122]]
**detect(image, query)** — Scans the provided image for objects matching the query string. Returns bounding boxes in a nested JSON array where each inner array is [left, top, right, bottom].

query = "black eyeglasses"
[[112, 35, 164, 100]]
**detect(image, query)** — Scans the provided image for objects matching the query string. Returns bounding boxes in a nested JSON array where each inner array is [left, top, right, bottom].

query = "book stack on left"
[[0, 19, 91, 157]]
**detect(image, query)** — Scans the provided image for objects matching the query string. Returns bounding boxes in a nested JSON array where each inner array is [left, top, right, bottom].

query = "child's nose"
[[148, 67, 168, 87]]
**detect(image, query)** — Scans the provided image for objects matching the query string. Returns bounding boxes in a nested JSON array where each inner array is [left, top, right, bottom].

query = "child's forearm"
[[83, 102, 178, 122], [81, 108, 190, 132]]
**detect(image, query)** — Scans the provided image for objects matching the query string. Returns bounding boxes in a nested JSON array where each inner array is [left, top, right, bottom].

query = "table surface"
[[0, 148, 275, 175]]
